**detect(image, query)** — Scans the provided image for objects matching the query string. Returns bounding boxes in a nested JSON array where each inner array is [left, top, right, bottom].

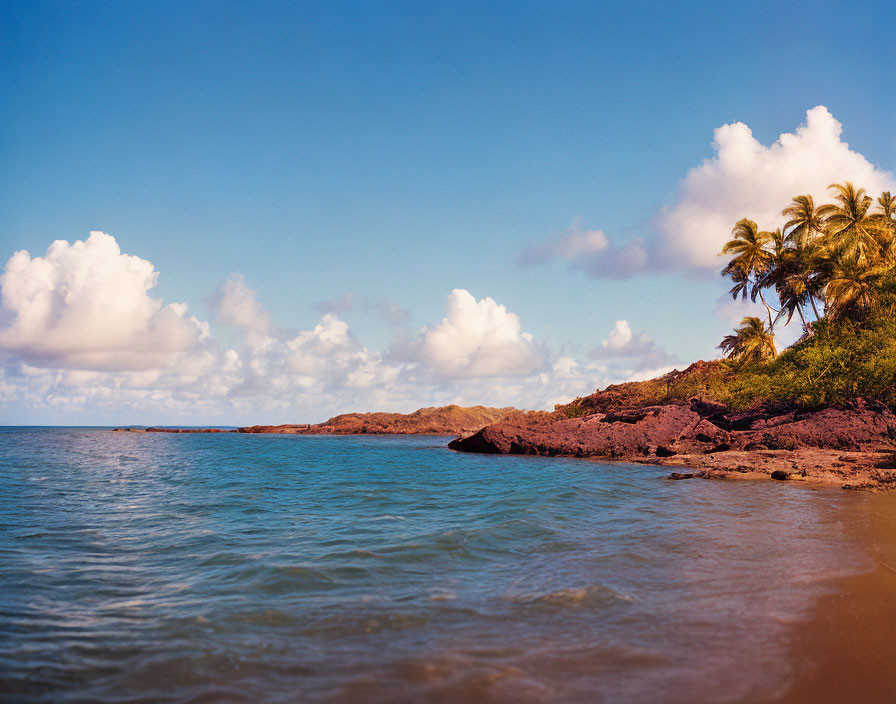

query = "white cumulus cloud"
[[0, 231, 208, 370], [518, 107, 894, 279], [412, 289, 544, 379], [517, 217, 609, 265], [591, 319, 679, 374], [0, 233, 675, 423], [659, 105, 896, 270], [284, 313, 397, 389], [600, 320, 634, 352], [208, 273, 271, 333]]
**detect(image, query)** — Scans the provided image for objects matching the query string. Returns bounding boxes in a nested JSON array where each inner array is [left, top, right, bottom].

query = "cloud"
[[376, 298, 412, 328], [313, 291, 360, 315], [411, 289, 544, 379], [312, 292, 413, 330], [517, 217, 609, 265], [516, 218, 650, 279], [518, 107, 894, 278], [0, 233, 672, 424], [0, 231, 208, 371], [208, 273, 270, 333], [284, 313, 397, 389], [658, 106, 896, 270], [591, 319, 679, 373], [599, 319, 635, 353]]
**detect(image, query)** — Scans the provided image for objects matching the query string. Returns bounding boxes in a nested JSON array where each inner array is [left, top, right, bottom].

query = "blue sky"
[[1, 1, 894, 424]]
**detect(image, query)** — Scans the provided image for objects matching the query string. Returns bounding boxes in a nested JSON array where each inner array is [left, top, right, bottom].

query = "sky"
[[1, 0, 894, 425]]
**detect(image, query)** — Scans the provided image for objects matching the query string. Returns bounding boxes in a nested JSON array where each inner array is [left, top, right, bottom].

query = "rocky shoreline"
[[448, 398, 896, 490], [113, 362, 896, 490]]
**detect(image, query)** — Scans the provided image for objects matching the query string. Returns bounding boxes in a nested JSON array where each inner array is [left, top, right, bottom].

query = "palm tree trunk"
[[795, 302, 807, 329], [757, 290, 775, 332], [803, 276, 821, 320], [807, 291, 821, 320]]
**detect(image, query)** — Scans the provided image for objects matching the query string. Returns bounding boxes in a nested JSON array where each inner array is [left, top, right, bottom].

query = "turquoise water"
[[0, 428, 873, 703]]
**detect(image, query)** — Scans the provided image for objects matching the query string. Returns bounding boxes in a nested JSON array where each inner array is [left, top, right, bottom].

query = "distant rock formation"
[[239, 405, 519, 435]]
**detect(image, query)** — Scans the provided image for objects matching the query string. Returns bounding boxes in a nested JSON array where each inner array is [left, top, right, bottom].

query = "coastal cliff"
[[449, 363, 896, 490]]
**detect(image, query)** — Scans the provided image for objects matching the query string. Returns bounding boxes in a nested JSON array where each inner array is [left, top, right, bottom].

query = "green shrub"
[[726, 313, 896, 409]]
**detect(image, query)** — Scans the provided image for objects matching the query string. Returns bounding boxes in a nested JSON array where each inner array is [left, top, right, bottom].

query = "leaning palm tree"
[[721, 219, 776, 328], [721, 219, 772, 286], [763, 248, 810, 328], [718, 329, 745, 359], [718, 316, 776, 366], [753, 228, 802, 328], [782, 194, 824, 318], [818, 182, 882, 265]]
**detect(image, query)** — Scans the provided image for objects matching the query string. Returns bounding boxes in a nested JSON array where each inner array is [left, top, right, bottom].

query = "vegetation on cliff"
[[559, 182, 896, 417], [559, 294, 896, 418], [717, 182, 896, 407], [720, 183, 896, 348]]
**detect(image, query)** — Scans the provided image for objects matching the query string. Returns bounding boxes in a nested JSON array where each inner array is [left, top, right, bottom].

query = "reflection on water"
[[0, 428, 877, 702]]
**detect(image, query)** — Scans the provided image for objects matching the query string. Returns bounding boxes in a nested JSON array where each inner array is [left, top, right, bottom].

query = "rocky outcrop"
[[450, 398, 896, 457], [449, 398, 896, 490], [239, 405, 518, 436], [113, 427, 236, 433]]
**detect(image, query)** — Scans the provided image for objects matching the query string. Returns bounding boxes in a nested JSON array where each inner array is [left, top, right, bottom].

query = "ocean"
[[0, 427, 887, 702]]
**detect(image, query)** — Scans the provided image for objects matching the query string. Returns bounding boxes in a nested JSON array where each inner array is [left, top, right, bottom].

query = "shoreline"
[[638, 448, 896, 491], [778, 491, 896, 701]]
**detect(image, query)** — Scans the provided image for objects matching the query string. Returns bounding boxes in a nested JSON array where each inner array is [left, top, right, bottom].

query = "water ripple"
[[0, 427, 878, 703]]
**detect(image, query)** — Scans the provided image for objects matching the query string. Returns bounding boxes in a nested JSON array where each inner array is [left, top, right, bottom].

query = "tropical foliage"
[[560, 180, 896, 418], [718, 317, 776, 366], [719, 182, 896, 364]]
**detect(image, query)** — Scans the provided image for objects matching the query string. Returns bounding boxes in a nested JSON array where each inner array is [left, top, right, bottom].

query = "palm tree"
[[754, 228, 805, 328], [721, 219, 776, 328], [721, 260, 750, 301], [821, 254, 888, 320], [737, 316, 776, 364], [721, 219, 772, 283], [876, 191, 896, 219], [763, 248, 810, 328], [718, 316, 777, 365], [871, 191, 896, 261], [818, 182, 881, 265], [782, 195, 825, 251], [782, 195, 824, 318]]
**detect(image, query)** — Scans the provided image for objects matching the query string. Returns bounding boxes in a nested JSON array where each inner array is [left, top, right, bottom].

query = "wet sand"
[[780, 492, 896, 701]]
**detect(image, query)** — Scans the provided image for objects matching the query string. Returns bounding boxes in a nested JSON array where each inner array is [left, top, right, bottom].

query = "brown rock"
[[241, 405, 518, 436], [449, 379, 896, 491]]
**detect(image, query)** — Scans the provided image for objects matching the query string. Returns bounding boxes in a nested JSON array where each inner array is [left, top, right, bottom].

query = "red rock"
[[449, 393, 896, 490], [239, 405, 517, 436]]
